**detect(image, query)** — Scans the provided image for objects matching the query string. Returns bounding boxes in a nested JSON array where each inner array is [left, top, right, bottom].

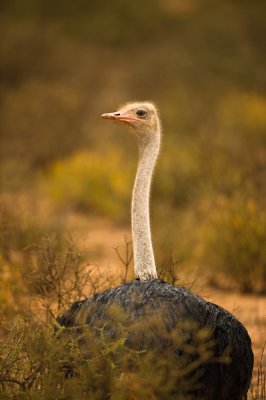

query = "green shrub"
[[0, 198, 41, 262], [200, 197, 266, 293], [0, 80, 86, 167], [41, 150, 134, 219], [0, 196, 63, 263], [218, 93, 266, 145], [0, 311, 217, 400]]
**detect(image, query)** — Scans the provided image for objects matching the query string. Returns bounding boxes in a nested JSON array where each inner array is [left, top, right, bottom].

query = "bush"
[[0, 80, 85, 167], [0, 195, 63, 263], [24, 235, 109, 320], [41, 150, 134, 219], [0, 314, 216, 400], [200, 197, 266, 293], [0, 197, 42, 262]]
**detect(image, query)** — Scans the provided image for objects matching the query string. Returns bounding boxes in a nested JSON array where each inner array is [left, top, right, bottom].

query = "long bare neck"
[[131, 130, 160, 280]]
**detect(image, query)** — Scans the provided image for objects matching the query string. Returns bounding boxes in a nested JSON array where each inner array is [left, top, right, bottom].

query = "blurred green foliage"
[[42, 150, 134, 218], [0, 0, 266, 292], [0, 195, 66, 262], [199, 197, 266, 293]]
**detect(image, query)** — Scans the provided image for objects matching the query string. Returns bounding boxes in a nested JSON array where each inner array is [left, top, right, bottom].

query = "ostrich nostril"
[[114, 112, 121, 116]]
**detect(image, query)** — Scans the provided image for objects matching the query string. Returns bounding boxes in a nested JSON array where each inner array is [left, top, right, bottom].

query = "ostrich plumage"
[[59, 280, 253, 400], [59, 102, 253, 399]]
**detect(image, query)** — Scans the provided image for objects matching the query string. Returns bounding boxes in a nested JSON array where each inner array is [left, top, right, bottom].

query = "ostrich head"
[[101, 102, 160, 139]]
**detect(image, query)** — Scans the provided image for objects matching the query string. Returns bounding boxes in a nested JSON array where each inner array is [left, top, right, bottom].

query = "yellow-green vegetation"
[[42, 150, 134, 219], [198, 197, 266, 293], [0, 317, 215, 400]]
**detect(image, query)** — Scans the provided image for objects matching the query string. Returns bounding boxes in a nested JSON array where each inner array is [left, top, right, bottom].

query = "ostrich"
[[59, 102, 253, 399]]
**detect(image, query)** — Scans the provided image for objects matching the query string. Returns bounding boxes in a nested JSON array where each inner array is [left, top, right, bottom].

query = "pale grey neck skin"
[[132, 125, 161, 280]]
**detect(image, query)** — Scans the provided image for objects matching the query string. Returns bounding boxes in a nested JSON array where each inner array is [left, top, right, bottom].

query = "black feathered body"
[[59, 279, 253, 400]]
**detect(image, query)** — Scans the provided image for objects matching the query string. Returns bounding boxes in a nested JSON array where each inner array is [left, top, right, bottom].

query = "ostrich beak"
[[101, 112, 121, 120], [101, 111, 139, 123]]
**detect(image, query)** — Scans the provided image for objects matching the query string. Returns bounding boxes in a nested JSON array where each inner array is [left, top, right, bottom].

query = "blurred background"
[[0, 0, 266, 294], [0, 2, 266, 395]]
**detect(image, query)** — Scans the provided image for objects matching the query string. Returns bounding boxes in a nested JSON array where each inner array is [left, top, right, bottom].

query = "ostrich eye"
[[136, 109, 146, 118]]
